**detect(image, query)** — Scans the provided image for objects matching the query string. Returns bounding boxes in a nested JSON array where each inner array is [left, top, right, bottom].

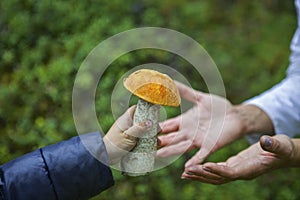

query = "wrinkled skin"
[[182, 134, 299, 184]]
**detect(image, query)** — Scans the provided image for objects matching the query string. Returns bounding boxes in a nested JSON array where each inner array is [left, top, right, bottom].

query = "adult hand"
[[103, 106, 152, 164], [182, 135, 299, 184], [157, 82, 246, 167]]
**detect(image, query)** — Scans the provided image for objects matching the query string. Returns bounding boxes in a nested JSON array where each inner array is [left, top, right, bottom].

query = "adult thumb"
[[260, 135, 292, 157]]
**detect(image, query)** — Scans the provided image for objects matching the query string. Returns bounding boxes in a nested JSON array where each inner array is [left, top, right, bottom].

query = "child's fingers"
[[124, 120, 153, 138]]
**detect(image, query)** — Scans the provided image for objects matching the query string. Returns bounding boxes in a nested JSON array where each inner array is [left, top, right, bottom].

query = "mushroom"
[[121, 69, 181, 176]]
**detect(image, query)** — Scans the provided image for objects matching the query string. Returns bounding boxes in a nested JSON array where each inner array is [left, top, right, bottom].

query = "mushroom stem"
[[121, 98, 160, 176]]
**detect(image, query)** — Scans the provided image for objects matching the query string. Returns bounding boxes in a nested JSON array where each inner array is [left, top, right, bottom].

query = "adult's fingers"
[[159, 116, 181, 134], [158, 132, 177, 146], [158, 129, 187, 146], [201, 162, 235, 178], [185, 148, 210, 167], [184, 165, 224, 181], [175, 81, 203, 104], [157, 140, 193, 157], [181, 172, 227, 185]]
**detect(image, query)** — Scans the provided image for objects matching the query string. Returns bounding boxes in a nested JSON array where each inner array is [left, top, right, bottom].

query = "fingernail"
[[264, 137, 272, 148], [145, 120, 153, 128], [202, 166, 211, 172], [186, 172, 194, 175], [157, 125, 162, 133], [157, 138, 162, 146]]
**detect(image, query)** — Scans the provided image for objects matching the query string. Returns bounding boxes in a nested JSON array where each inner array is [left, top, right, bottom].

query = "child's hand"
[[103, 106, 153, 164]]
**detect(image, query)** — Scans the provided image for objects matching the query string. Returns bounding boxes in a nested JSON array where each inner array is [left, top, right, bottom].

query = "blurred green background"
[[1, 0, 299, 199]]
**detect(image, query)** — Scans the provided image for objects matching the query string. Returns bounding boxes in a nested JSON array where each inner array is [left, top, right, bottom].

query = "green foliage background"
[[1, 0, 299, 199]]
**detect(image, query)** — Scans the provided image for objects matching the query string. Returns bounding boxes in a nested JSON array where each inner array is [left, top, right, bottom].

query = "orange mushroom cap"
[[123, 69, 181, 107]]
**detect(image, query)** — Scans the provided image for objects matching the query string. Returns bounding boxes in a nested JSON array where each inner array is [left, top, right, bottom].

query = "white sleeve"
[[245, 75, 300, 138], [245, 0, 300, 142]]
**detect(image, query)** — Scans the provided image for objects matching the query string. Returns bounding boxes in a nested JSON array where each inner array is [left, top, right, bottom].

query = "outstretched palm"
[[157, 82, 245, 167]]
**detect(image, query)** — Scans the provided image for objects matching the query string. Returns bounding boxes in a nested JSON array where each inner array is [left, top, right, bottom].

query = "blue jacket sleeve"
[[0, 132, 114, 200]]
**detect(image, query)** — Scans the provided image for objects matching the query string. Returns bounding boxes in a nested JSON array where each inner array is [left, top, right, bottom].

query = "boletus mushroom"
[[121, 69, 181, 176]]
